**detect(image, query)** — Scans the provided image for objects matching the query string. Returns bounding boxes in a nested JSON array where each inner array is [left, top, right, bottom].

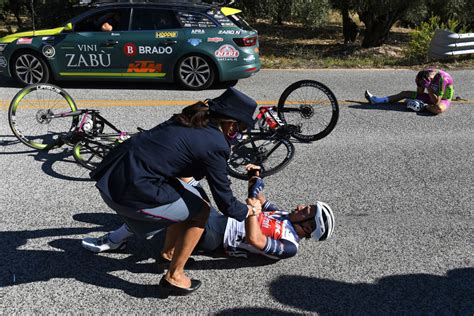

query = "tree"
[[331, 0, 419, 47], [236, 0, 329, 27]]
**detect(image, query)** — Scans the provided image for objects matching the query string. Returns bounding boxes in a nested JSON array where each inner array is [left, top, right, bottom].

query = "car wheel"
[[176, 55, 215, 90], [12, 51, 50, 86]]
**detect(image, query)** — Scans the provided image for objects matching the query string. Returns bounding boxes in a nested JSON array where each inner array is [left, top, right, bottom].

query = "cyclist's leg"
[[196, 207, 228, 253], [387, 91, 416, 103]]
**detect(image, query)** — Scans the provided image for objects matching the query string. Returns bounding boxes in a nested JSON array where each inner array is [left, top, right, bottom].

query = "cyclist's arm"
[[428, 74, 445, 105], [417, 86, 424, 95], [245, 198, 267, 249]]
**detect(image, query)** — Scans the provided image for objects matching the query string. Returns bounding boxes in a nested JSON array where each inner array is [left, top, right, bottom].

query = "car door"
[[119, 7, 182, 80], [54, 8, 131, 79]]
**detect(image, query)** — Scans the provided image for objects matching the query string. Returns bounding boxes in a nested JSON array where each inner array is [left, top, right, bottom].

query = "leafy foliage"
[[406, 16, 469, 62]]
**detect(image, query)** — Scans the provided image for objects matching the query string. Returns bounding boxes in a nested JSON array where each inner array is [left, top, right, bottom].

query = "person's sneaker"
[[81, 233, 127, 253], [365, 90, 375, 104]]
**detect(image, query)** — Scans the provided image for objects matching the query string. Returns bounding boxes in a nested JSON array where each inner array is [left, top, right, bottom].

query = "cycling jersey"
[[415, 69, 454, 108], [429, 69, 454, 100], [223, 201, 300, 260]]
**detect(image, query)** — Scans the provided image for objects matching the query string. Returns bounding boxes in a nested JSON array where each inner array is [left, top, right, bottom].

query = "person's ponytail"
[[173, 101, 210, 128]]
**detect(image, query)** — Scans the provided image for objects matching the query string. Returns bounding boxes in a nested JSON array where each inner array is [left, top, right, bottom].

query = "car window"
[[226, 14, 254, 31], [131, 8, 180, 30], [74, 8, 131, 32], [176, 11, 216, 28]]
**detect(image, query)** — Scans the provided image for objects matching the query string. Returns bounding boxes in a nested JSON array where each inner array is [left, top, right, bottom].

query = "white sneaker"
[[365, 90, 375, 104], [81, 233, 127, 253]]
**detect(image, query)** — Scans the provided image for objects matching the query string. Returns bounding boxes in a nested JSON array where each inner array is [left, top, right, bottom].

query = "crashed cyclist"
[[365, 68, 454, 114], [83, 166, 335, 260]]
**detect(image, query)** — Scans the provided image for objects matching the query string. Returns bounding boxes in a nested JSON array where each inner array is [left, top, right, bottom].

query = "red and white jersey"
[[223, 210, 300, 259]]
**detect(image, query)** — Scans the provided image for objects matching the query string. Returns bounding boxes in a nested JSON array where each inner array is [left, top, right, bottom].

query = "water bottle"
[[264, 111, 278, 129], [82, 115, 93, 132]]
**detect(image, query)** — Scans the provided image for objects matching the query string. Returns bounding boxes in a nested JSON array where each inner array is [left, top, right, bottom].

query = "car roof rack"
[[78, 0, 235, 7]]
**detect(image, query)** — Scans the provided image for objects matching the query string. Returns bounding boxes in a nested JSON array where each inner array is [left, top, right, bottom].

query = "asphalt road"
[[0, 70, 473, 314]]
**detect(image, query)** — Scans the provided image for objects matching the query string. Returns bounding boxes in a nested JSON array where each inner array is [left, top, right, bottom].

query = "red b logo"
[[124, 43, 137, 57]]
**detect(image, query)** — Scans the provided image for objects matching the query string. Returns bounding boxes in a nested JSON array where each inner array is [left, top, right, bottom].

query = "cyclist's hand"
[[248, 177, 265, 199], [245, 164, 261, 177], [246, 198, 262, 216]]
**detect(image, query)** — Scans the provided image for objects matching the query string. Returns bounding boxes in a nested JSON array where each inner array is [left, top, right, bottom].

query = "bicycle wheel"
[[73, 137, 116, 170], [277, 80, 339, 142], [8, 83, 78, 149], [227, 134, 295, 180]]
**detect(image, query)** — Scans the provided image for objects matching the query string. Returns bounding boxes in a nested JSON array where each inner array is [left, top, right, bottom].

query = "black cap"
[[208, 87, 257, 129]]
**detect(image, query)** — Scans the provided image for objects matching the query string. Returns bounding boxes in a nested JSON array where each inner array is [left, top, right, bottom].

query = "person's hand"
[[246, 198, 262, 217], [245, 164, 261, 177], [101, 22, 113, 32]]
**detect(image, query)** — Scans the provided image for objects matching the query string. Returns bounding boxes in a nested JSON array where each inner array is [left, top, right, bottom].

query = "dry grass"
[[254, 21, 474, 69]]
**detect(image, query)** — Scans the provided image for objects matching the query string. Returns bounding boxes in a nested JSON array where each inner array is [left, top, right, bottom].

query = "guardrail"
[[429, 29, 474, 59]]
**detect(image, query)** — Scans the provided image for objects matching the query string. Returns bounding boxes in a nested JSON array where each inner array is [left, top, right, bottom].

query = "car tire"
[[176, 55, 215, 90], [11, 51, 50, 86]]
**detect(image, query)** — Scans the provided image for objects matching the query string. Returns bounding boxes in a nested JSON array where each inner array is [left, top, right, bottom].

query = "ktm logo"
[[127, 61, 163, 73]]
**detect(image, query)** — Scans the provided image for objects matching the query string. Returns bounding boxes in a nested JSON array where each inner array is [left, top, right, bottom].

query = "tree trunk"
[[358, 7, 406, 48]]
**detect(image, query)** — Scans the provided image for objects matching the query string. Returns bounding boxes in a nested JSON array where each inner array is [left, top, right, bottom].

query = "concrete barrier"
[[428, 29, 474, 59]]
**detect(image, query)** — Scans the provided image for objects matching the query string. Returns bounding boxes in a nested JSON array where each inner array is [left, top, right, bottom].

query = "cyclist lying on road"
[[365, 68, 454, 114], [82, 167, 335, 260]]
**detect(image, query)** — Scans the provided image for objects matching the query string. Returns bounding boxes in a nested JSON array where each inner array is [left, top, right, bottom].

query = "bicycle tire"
[[277, 80, 339, 142], [227, 134, 295, 180], [8, 83, 78, 150], [73, 137, 116, 170]]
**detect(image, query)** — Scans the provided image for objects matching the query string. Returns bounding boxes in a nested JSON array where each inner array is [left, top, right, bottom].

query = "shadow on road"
[[2, 210, 472, 306], [0, 212, 275, 298], [218, 270, 473, 315], [0, 137, 92, 182], [348, 101, 437, 116]]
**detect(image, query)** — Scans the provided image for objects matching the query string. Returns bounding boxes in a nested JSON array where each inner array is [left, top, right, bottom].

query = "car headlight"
[[0, 44, 7, 52]]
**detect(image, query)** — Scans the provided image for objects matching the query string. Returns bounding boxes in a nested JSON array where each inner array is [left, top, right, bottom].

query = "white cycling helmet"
[[311, 201, 335, 241], [406, 99, 427, 112]]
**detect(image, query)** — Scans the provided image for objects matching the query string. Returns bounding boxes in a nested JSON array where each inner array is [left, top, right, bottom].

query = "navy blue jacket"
[[91, 119, 248, 221]]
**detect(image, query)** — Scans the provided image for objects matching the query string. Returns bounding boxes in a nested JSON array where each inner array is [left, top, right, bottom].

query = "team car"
[[0, 0, 260, 89]]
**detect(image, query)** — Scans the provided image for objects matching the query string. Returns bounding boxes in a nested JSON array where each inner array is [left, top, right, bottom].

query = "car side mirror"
[[63, 23, 73, 32]]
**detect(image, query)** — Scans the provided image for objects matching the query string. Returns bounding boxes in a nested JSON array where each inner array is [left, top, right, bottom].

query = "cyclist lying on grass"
[[365, 68, 454, 114], [82, 166, 335, 260]]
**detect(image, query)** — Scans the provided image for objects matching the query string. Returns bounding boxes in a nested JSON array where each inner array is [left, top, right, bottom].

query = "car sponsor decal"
[[0, 56, 7, 68], [66, 44, 111, 68], [139, 46, 173, 55], [207, 37, 224, 43], [127, 61, 163, 73], [177, 11, 215, 28], [156, 31, 178, 38], [214, 44, 239, 61], [17, 37, 33, 44], [42, 45, 56, 58], [188, 38, 202, 47], [218, 30, 241, 35], [41, 36, 54, 41], [244, 55, 255, 62], [191, 29, 205, 34], [124, 43, 137, 57]]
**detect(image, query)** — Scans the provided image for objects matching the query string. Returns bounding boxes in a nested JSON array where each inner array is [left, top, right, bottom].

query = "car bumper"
[[219, 60, 261, 81], [0, 55, 10, 77]]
